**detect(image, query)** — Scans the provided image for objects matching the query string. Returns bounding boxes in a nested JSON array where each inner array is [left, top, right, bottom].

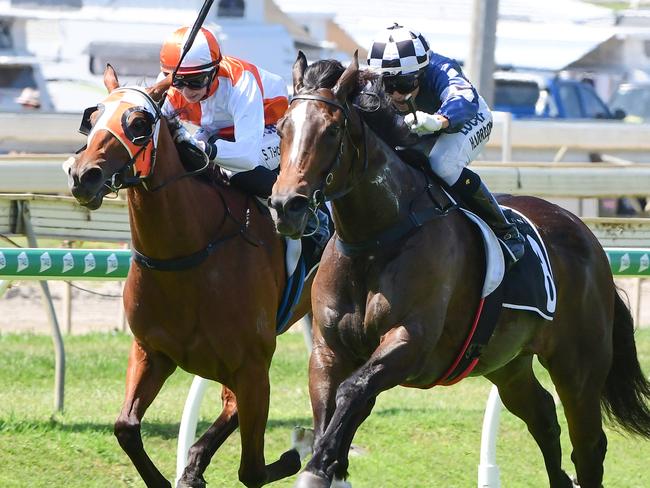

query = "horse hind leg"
[[487, 355, 573, 488], [551, 370, 608, 488], [114, 339, 177, 488], [177, 385, 239, 488]]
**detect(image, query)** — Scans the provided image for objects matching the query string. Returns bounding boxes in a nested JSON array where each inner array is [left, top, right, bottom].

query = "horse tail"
[[601, 287, 650, 437]]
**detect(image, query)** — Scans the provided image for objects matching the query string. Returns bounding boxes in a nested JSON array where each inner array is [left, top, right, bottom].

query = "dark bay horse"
[[268, 52, 650, 488], [66, 65, 312, 488]]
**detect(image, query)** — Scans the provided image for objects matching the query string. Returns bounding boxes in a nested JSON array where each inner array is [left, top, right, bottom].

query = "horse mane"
[[300, 59, 412, 147]]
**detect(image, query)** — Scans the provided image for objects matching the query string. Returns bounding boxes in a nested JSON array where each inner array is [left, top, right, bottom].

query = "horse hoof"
[[292, 426, 315, 461], [294, 471, 330, 488], [176, 473, 207, 488], [331, 477, 352, 488]]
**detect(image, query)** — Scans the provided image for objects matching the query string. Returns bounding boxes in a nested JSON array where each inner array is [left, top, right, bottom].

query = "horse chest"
[[319, 290, 392, 357]]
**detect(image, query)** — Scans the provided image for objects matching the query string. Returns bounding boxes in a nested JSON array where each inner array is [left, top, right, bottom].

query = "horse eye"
[[132, 118, 147, 131], [327, 125, 340, 137]]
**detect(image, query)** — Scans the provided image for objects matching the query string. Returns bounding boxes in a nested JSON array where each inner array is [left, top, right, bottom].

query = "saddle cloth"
[[461, 206, 556, 320], [423, 205, 557, 387], [276, 238, 308, 334], [260, 197, 329, 334]]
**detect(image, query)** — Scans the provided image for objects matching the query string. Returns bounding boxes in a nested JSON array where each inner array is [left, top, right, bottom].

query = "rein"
[[79, 88, 259, 271], [335, 174, 458, 257], [290, 92, 457, 257], [78, 87, 210, 195]]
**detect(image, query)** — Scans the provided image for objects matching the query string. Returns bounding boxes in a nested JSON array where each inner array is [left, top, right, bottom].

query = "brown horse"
[[268, 53, 650, 488], [66, 65, 312, 488]]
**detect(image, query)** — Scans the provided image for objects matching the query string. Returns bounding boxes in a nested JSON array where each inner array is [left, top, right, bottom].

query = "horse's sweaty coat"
[[270, 52, 650, 488]]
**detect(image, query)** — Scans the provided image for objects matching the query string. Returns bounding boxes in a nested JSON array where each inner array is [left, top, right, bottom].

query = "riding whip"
[[159, 0, 216, 107]]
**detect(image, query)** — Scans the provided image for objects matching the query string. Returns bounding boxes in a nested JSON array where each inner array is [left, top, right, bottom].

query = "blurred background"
[[1, 0, 650, 337], [0, 0, 649, 117]]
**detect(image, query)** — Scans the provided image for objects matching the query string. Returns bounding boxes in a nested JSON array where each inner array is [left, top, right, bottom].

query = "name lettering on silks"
[[469, 120, 493, 150], [459, 111, 486, 135], [262, 144, 281, 161]]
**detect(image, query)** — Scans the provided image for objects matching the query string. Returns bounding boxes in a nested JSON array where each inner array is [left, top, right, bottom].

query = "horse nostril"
[[80, 167, 104, 188], [284, 196, 309, 216]]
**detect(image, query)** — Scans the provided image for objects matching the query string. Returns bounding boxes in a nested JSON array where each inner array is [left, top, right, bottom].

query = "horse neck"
[[332, 128, 422, 244], [127, 126, 225, 258]]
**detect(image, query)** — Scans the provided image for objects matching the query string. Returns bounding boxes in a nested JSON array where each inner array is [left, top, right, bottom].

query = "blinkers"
[[121, 106, 156, 146], [79, 104, 103, 136]]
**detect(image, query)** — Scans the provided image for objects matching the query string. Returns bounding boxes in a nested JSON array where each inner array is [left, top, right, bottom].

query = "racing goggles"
[[172, 72, 213, 90], [383, 73, 420, 94]]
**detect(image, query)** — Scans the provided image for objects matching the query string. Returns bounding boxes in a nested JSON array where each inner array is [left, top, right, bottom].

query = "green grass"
[[1, 330, 649, 487]]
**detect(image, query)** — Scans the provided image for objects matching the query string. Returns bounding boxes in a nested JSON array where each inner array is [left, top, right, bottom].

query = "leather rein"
[[78, 88, 258, 272], [289, 92, 456, 257]]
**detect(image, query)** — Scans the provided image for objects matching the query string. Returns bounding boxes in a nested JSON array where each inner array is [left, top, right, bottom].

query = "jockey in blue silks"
[[367, 23, 525, 263]]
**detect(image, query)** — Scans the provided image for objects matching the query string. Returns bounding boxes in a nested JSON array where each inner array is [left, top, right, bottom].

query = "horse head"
[[269, 52, 413, 239], [66, 65, 172, 209], [269, 52, 368, 238]]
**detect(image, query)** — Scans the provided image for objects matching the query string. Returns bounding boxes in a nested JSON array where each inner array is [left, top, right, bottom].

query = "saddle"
[[393, 149, 557, 386]]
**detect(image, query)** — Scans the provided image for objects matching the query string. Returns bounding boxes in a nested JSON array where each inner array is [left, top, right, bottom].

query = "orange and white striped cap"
[[160, 26, 222, 75]]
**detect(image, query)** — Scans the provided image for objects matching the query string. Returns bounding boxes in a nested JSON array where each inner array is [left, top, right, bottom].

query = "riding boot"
[[231, 167, 330, 270], [465, 182, 525, 263], [229, 166, 278, 198]]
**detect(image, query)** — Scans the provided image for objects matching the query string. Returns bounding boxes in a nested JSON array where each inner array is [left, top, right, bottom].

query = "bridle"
[[290, 92, 457, 258], [289, 92, 368, 209], [78, 87, 208, 195], [77, 86, 257, 272]]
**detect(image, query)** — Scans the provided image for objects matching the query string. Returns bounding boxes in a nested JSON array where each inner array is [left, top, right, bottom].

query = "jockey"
[[159, 26, 329, 267], [160, 25, 288, 198], [367, 23, 525, 263]]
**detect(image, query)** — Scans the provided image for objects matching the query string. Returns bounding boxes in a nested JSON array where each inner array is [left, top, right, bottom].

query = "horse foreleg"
[[298, 326, 419, 487], [487, 355, 573, 488], [114, 339, 176, 488], [234, 365, 301, 488], [302, 336, 366, 485], [178, 385, 239, 488]]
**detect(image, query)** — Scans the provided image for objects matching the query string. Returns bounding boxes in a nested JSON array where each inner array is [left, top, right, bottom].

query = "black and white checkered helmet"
[[367, 23, 430, 75]]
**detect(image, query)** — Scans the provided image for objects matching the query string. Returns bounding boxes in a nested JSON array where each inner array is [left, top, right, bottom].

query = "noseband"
[[290, 93, 368, 207]]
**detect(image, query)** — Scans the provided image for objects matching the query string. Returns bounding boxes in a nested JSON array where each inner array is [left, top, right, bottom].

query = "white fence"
[[2, 154, 650, 198], [3, 113, 650, 162]]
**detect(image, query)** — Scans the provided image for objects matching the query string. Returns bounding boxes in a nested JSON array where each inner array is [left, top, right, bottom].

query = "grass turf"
[[0, 329, 649, 487]]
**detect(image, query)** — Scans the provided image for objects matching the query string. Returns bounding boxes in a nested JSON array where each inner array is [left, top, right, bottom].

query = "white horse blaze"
[[288, 102, 309, 164]]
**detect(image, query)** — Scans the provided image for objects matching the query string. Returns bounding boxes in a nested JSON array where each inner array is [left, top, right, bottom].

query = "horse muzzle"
[[268, 192, 311, 239], [68, 161, 109, 209]]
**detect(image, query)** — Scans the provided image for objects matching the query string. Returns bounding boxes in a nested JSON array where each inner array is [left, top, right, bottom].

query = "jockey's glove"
[[404, 111, 444, 136], [166, 116, 218, 162], [196, 140, 218, 161]]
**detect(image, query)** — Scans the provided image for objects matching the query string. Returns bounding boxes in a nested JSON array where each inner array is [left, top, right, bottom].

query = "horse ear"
[[104, 64, 120, 92], [292, 51, 307, 94], [333, 51, 359, 101], [149, 74, 172, 103]]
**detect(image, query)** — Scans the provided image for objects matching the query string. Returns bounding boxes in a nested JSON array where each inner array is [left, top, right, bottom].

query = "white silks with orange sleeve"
[[162, 56, 288, 174]]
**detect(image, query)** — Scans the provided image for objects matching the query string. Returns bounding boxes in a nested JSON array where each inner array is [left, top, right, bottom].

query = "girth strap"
[[335, 204, 458, 257], [132, 231, 240, 272]]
